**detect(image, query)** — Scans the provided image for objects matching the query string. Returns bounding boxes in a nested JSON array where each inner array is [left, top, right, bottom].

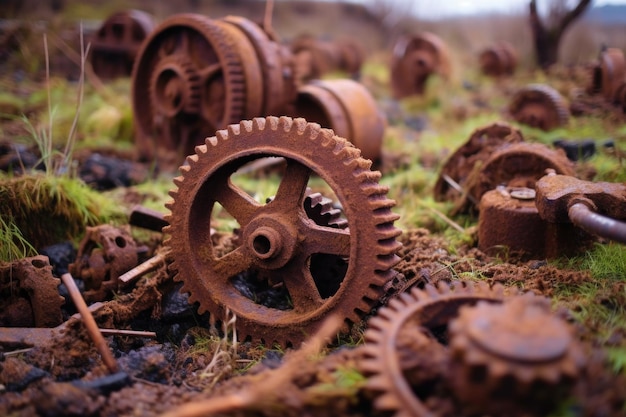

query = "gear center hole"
[[253, 234, 271, 255]]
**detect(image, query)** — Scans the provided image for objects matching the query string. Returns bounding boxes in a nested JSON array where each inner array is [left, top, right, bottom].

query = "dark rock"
[[40, 241, 76, 277]]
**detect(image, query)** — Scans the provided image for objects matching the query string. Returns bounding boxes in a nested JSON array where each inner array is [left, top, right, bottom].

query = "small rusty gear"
[[468, 142, 575, 204], [132, 14, 246, 166], [509, 84, 570, 131], [449, 295, 585, 415], [90, 10, 155, 80], [149, 57, 202, 118], [304, 191, 348, 230], [164, 116, 402, 347], [589, 48, 625, 102], [433, 121, 524, 212], [69, 225, 138, 303], [360, 281, 521, 417], [479, 41, 517, 77], [0, 255, 64, 328], [391, 32, 451, 99]]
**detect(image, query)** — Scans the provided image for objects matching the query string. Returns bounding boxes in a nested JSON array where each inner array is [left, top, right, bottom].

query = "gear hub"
[[164, 116, 402, 347], [449, 296, 585, 415]]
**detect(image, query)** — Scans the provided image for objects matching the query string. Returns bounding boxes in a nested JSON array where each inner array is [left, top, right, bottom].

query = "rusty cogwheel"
[[615, 82, 626, 113], [468, 141, 575, 205], [90, 10, 155, 80], [509, 84, 570, 131], [433, 121, 524, 212], [589, 48, 625, 102], [0, 255, 64, 328], [479, 41, 517, 77], [360, 281, 520, 417], [449, 295, 585, 415], [132, 14, 246, 166], [164, 116, 402, 347], [391, 32, 451, 99]]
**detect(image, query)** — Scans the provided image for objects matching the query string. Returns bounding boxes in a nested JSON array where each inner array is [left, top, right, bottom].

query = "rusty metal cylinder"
[[478, 187, 593, 259], [290, 79, 385, 162]]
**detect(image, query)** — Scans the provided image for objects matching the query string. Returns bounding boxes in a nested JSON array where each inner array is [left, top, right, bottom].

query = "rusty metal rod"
[[60, 273, 119, 373], [568, 202, 626, 244], [118, 252, 166, 285]]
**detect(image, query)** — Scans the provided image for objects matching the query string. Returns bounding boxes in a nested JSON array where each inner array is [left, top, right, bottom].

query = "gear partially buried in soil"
[[164, 116, 402, 347], [509, 84, 570, 131], [360, 281, 522, 417]]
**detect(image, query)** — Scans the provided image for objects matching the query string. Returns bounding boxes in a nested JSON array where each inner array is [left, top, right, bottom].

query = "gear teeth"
[[227, 123, 241, 137], [251, 117, 266, 131]]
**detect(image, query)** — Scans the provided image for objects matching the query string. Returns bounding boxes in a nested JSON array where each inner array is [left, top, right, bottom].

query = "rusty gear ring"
[[90, 10, 155, 80], [360, 281, 521, 417], [132, 14, 246, 164], [509, 84, 570, 131], [149, 57, 202, 118], [164, 116, 402, 347]]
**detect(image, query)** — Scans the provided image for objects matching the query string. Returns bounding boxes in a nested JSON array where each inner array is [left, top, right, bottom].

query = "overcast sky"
[[359, 0, 626, 19]]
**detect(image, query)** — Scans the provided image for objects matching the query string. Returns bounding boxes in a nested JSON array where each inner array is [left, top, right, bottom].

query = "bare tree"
[[529, 0, 592, 69]]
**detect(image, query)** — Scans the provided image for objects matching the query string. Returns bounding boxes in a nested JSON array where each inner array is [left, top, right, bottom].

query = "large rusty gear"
[[509, 84, 570, 131], [449, 296, 585, 415], [391, 32, 451, 99], [164, 116, 402, 347], [90, 10, 155, 80], [0, 255, 64, 328], [360, 281, 521, 417], [132, 14, 247, 166]]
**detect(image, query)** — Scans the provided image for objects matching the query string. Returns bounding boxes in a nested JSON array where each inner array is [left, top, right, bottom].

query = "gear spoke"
[[280, 257, 325, 312], [212, 246, 252, 280], [300, 223, 350, 257], [272, 160, 311, 213], [199, 63, 222, 82], [213, 175, 261, 227]]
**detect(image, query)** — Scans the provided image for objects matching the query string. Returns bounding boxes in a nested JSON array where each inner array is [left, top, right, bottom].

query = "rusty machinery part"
[[535, 174, 626, 244], [132, 14, 248, 165], [0, 255, 64, 328], [478, 186, 594, 259], [589, 48, 626, 102], [90, 10, 155, 80], [433, 121, 524, 210], [479, 41, 518, 77], [69, 225, 139, 303], [360, 281, 522, 417], [290, 79, 385, 162], [164, 116, 402, 347], [509, 84, 570, 131], [390, 32, 451, 99], [222, 15, 295, 117], [468, 142, 575, 206], [291, 35, 343, 80], [614, 82, 626, 113], [449, 296, 585, 415], [336, 38, 366, 76]]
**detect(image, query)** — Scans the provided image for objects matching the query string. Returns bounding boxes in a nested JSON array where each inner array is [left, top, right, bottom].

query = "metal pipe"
[[568, 202, 626, 244], [61, 273, 119, 373]]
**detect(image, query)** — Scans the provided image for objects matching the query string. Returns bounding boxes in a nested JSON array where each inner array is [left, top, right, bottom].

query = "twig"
[[4, 347, 33, 357], [118, 251, 167, 285], [61, 273, 119, 373], [99, 329, 157, 338]]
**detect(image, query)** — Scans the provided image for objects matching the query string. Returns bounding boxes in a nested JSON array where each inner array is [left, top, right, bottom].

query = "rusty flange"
[[289, 79, 385, 162], [164, 116, 402, 347], [132, 14, 251, 166], [360, 281, 521, 417], [449, 296, 585, 416], [478, 186, 594, 259], [69, 225, 139, 303], [90, 10, 155, 80], [509, 84, 570, 131], [0, 256, 63, 328], [479, 41, 517, 77], [433, 121, 524, 212], [390, 32, 451, 99], [467, 142, 575, 206], [589, 48, 625, 102]]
